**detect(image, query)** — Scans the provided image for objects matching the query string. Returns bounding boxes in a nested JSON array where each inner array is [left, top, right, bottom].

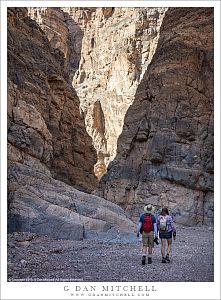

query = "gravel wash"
[[7, 225, 214, 282]]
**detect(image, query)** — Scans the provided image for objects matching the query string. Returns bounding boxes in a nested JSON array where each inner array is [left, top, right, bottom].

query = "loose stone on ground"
[[7, 226, 214, 282]]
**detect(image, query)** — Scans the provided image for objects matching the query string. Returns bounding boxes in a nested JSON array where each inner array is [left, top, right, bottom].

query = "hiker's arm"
[[152, 216, 158, 237], [171, 217, 176, 238], [136, 222, 142, 237], [153, 222, 158, 237], [171, 216, 176, 232], [157, 217, 160, 232], [137, 222, 142, 233]]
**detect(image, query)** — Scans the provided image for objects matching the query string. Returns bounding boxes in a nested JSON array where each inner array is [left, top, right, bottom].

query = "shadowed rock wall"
[[7, 8, 136, 240], [8, 8, 97, 192], [98, 8, 214, 226]]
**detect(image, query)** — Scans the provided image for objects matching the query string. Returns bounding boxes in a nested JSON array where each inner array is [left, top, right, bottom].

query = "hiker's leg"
[[167, 238, 172, 255], [161, 239, 166, 258], [141, 233, 148, 265], [161, 239, 167, 263], [141, 246, 147, 265], [147, 246, 153, 264], [148, 232, 154, 255], [147, 232, 154, 264], [143, 245, 148, 255], [165, 239, 171, 262], [142, 233, 148, 255]]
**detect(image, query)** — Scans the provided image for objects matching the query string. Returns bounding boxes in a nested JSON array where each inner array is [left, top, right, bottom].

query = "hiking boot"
[[148, 257, 152, 264], [142, 255, 146, 265], [165, 254, 170, 262], [162, 257, 166, 263]]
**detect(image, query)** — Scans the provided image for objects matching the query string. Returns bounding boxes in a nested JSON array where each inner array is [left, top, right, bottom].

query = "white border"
[[1, 1, 220, 300], [1, 0, 219, 8]]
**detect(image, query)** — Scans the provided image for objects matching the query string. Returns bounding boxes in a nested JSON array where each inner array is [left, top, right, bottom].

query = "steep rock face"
[[28, 7, 87, 82], [28, 8, 69, 59], [7, 8, 136, 240], [30, 7, 167, 178], [8, 7, 97, 192], [98, 8, 214, 226], [69, 8, 167, 178]]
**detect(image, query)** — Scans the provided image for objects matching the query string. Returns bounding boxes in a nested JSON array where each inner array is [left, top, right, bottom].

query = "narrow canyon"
[[7, 6, 213, 251]]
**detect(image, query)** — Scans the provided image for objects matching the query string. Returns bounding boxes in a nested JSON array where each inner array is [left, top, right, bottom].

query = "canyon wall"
[[8, 7, 97, 192], [70, 8, 167, 178], [8, 7, 214, 231], [98, 7, 214, 226], [29, 7, 167, 178], [7, 8, 137, 240], [28, 7, 88, 82]]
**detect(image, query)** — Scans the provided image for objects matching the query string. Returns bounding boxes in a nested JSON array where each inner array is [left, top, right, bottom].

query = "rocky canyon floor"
[[7, 225, 214, 282]]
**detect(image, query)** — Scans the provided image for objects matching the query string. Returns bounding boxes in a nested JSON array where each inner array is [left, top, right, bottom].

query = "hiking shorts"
[[142, 231, 154, 247], [159, 231, 172, 240]]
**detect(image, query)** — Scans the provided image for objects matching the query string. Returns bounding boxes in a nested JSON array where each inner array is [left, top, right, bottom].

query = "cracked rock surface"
[[8, 7, 97, 193], [98, 8, 214, 226]]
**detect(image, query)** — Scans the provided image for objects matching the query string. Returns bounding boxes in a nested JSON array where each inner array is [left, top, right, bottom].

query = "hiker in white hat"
[[137, 204, 158, 265]]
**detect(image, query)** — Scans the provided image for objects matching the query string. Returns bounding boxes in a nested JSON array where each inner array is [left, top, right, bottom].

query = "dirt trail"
[[7, 226, 214, 282]]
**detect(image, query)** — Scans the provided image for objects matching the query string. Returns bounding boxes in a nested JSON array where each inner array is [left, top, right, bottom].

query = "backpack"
[[159, 215, 167, 232], [141, 213, 153, 233]]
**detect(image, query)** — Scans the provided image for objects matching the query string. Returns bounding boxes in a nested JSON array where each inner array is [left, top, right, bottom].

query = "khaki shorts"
[[142, 231, 154, 247]]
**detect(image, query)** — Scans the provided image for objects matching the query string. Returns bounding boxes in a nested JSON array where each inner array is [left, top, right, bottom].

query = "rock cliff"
[[8, 7, 214, 236], [8, 7, 97, 192], [98, 8, 214, 226], [29, 7, 167, 178], [71, 7, 167, 178], [7, 8, 136, 240]]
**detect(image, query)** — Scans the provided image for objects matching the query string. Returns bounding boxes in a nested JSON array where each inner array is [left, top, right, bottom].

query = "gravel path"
[[7, 226, 214, 282]]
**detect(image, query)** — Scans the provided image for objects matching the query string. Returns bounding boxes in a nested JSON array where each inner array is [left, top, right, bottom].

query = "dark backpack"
[[141, 213, 153, 233]]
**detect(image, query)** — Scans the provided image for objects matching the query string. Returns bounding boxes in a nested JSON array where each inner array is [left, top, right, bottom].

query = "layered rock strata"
[[7, 8, 136, 240], [8, 162, 136, 241], [98, 8, 214, 226], [29, 7, 167, 178], [8, 7, 97, 192]]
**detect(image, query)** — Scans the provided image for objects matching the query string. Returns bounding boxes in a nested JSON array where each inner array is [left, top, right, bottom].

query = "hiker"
[[137, 204, 158, 265], [158, 207, 176, 263]]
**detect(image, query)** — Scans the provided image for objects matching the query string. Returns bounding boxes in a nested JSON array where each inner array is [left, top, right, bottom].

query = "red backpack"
[[141, 213, 153, 233]]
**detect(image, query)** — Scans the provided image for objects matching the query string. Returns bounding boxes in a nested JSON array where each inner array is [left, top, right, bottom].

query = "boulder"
[[8, 161, 137, 241]]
